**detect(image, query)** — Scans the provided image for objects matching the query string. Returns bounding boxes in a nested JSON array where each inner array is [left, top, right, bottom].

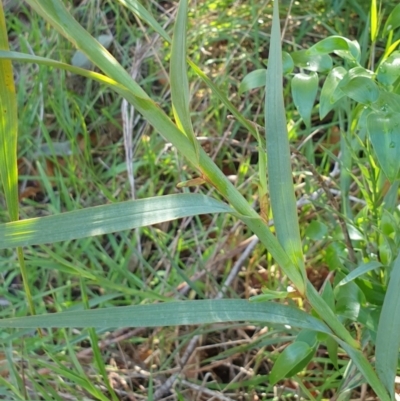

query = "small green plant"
[[1, 0, 400, 399]]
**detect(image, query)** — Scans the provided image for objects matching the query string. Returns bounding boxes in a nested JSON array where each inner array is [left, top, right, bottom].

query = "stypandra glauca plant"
[[0, 0, 398, 399]]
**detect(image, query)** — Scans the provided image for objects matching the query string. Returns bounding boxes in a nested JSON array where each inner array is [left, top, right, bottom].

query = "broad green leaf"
[[308, 36, 361, 62], [265, 0, 304, 273], [0, 299, 332, 335], [0, 194, 232, 249], [170, 0, 199, 163], [340, 76, 379, 105], [339, 340, 391, 401], [377, 51, 400, 86], [326, 335, 338, 369], [305, 220, 328, 240], [383, 3, 400, 33], [239, 69, 266, 94], [367, 111, 400, 182], [319, 66, 347, 118], [335, 279, 364, 321], [270, 341, 315, 385], [376, 253, 400, 399], [291, 50, 332, 72], [291, 72, 318, 129], [337, 261, 382, 286]]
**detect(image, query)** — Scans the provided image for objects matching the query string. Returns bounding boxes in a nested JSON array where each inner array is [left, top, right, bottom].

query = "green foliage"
[[2, 0, 400, 399]]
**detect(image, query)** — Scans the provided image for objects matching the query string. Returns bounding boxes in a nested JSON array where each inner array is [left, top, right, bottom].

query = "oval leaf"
[[308, 35, 360, 62], [291, 71, 318, 129], [291, 49, 332, 72], [270, 341, 315, 385], [239, 69, 266, 94], [367, 111, 400, 182], [377, 51, 400, 86], [384, 3, 400, 33], [340, 76, 379, 105], [320, 66, 347, 118]]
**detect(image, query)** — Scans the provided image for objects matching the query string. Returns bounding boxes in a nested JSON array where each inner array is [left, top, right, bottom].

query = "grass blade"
[[265, 0, 304, 272], [375, 252, 400, 398], [0, 194, 232, 249], [0, 3, 36, 318], [170, 0, 199, 162], [0, 299, 332, 335]]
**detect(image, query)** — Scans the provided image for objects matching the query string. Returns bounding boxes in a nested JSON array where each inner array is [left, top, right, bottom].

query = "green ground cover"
[[1, 0, 400, 399]]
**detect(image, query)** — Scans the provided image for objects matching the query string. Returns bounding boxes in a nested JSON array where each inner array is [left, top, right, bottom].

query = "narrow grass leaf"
[[370, 0, 378, 42], [291, 72, 318, 129], [170, 0, 199, 163], [265, 0, 304, 272], [0, 194, 233, 249], [0, 299, 332, 335], [376, 252, 400, 398], [0, 7, 18, 222], [337, 261, 382, 286], [339, 340, 391, 401], [115, 0, 171, 42], [0, 5, 36, 318]]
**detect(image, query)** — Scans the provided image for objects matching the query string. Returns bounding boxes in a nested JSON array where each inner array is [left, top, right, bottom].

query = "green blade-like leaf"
[[0, 299, 332, 334], [291, 72, 318, 129], [0, 7, 18, 222], [115, 0, 171, 42], [265, 0, 304, 271], [0, 3, 36, 317], [337, 261, 382, 286], [170, 0, 199, 162], [367, 111, 400, 183], [370, 0, 378, 42], [376, 252, 400, 399], [339, 340, 391, 401], [0, 194, 232, 249]]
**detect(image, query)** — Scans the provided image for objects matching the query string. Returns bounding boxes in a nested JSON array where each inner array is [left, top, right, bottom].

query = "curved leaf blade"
[[376, 252, 400, 399], [0, 299, 332, 334], [0, 194, 232, 249], [170, 0, 199, 162]]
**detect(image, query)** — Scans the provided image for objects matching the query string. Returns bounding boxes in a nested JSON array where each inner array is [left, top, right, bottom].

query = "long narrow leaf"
[[375, 252, 400, 398], [339, 340, 391, 401], [265, 0, 304, 271], [0, 299, 332, 335], [0, 194, 232, 249], [170, 0, 199, 162], [0, 4, 36, 317]]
